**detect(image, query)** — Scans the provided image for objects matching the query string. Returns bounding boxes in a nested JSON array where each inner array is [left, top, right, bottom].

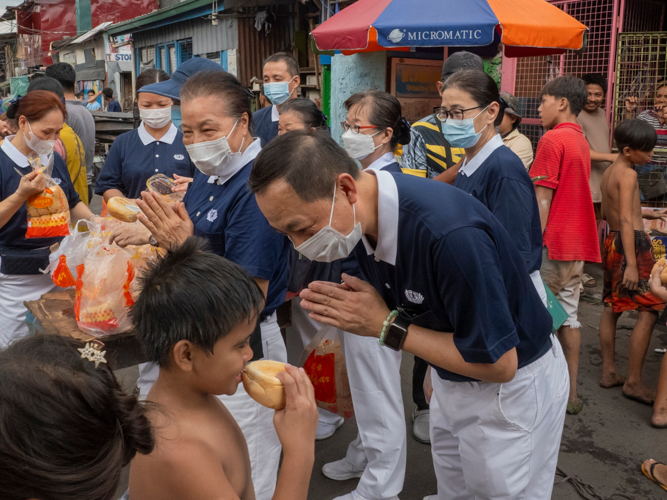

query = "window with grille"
[[140, 47, 155, 72], [200, 51, 221, 65], [179, 39, 193, 64]]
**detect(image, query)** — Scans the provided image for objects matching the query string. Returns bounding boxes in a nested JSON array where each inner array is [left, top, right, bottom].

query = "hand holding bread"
[[651, 258, 667, 285], [107, 197, 141, 223]]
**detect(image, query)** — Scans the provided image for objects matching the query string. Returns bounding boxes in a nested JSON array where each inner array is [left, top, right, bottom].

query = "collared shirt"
[[95, 123, 195, 199], [454, 135, 543, 273], [253, 105, 280, 147], [0, 138, 80, 250], [366, 152, 403, 173], [86, 101, 101, 111], [183, 145, 289, 317], [207, 138, 261, 186], [531, 122, 600, 263], [638, 110, 667, 149], [459, 133, 503, 177], [501, 128, 534, 171], [108, 99, 122, 112], [401, 114, 465, 177], [353, 171, 552, 382]]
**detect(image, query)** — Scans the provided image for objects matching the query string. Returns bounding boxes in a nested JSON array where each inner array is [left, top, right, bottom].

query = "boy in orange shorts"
[[599, 119, 667, 406]]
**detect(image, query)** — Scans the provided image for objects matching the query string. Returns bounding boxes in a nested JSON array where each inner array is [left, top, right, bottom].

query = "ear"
[[239, 112, 250, 132], [381, 126, 393, 145], [558, 97, 569, 113], [171, 340, 196, 372], [486, 102, 500, 123], [338, 173, 359, 205], [292, 75, 301, 89], [622, 146, 632, 157], [436, 81, 444, 96]]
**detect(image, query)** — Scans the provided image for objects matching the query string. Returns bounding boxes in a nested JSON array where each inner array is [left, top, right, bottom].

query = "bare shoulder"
[[131, 436, 239, 500]]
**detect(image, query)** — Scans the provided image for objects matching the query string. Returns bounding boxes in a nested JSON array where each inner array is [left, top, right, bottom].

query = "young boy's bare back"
[[130, 385, 255, 500]]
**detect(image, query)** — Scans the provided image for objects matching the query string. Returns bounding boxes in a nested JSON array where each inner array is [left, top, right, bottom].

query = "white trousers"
[[430, 336, 568, 500], [0, 271, 57, 349], [290, 297, 407, 498], [137, 315, 286, 500]]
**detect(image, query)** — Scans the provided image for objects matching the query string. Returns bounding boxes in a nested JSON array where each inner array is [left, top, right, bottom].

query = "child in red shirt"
[[531, 75, 601, 415]]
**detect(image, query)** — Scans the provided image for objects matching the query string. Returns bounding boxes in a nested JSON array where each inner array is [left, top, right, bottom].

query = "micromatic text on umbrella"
[[384, 29, 486, 45]]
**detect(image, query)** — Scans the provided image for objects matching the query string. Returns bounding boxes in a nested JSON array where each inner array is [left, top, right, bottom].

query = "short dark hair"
[[540, 75, 588, 116], [581, 73, 607, 94], [136, 68, 170, 95], [130, 238, 265, 367], [249, 130, 360, 202], [614, 118, 657, 152], [45, 62, 76, 92], [442, 69, 505, 127], [0, 334, 154, 500], [264, 52, 300, 79], [281, 97, 328, 131], [102, 87, 114, 99], [180, 70, 254, 132], [87, 89, 95, 95], [27, 76, 65, 99], [344, 91, 411, 149]]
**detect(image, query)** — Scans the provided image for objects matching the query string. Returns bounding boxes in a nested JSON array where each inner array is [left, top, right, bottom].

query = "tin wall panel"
[[133, 17, 237, 54], [237, 5, 296, 86]]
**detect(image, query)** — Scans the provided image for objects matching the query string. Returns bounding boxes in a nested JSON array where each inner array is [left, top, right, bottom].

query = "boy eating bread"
[[128, 237, 318, 500]]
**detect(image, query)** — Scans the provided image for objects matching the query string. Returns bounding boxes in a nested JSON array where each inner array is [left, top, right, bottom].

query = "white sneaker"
[[316, 416, 344, 440], [423, 496, 436, 500], [412, 408, 430, 444], [333, 492, 399, 500], [322, 457, 365, 481]]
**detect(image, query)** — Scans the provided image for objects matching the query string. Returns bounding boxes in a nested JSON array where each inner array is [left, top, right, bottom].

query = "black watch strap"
[[383, 315, 410, 351]]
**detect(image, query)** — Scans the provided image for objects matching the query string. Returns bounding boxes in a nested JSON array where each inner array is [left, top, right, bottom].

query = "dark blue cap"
[[138, 58, 226, 99]]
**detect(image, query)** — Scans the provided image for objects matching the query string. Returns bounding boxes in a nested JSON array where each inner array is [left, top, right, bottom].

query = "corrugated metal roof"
[[107, 0, 213, 35], [72, 21, 112, 44], [132, 16, 237, 54]]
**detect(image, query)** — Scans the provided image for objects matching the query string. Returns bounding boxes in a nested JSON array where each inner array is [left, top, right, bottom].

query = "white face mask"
[[185, 121, 243, 177], [140, 106, 172, 129], [342, 129, 381, 160], [294, 184, 363, 262], [25, 121, 55, 156]]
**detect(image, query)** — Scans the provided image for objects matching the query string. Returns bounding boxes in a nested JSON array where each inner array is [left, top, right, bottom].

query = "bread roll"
[[242, 360, 286, 410], [107, 197, 141, 223], [652, 257, 667, 285]]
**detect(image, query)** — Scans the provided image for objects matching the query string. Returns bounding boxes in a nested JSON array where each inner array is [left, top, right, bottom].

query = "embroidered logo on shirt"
[[174, 154, 185, 160], [404, 289, 424, 304], [52, 177, 62, 185], [206, 209, 218, 222]]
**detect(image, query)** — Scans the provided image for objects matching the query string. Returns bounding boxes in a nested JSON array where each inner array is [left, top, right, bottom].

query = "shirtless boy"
[[599, 118, 666, 406], [128, 238, 318, 500]]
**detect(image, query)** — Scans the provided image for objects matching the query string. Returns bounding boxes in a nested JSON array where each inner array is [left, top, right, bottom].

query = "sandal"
[[641, 460, 667, 492], [582, 273, 596, 287]]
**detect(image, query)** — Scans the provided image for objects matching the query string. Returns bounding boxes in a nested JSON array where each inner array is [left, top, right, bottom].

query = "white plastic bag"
[[42, 220, 91, 288]]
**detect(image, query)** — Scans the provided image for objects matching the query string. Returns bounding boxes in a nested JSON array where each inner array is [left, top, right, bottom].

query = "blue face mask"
[[441, 106, 489, 148], [171, 105, 182, 131], [264, 77, 295, 105]]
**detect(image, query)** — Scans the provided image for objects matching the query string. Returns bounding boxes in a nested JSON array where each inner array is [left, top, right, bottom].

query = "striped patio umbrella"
[[312, 0, 587, 57]]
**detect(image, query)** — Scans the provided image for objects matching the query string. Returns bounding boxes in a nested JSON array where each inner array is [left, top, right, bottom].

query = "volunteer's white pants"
[[430, 335, 568, 500], [530, 270, 548, 307], [339, 331, 407, 499], [0, 271, 57, 349], [137, 315, 286, 500]]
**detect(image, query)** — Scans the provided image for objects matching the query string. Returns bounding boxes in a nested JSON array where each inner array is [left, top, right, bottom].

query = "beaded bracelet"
[[379, 310, 399, 346]]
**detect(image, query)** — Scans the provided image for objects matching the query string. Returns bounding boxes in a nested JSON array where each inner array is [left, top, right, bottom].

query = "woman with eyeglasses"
[[341, 91, 411, 172], [438, 69, 546, 305]]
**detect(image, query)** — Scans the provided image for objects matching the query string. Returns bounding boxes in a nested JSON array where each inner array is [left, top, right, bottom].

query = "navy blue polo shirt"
[[353, 171, 552, 382], [366, 153, 403, 174], [183, 140, 289, 317], [454, 135, 542, 273], [253, 105, 279, 147], [0, 139, 80, 251], [107, 99, 122, 112], [95, 123, 195, 199]]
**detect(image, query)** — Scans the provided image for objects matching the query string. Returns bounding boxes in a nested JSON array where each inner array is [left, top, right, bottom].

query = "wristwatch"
[[148, 235, 160, 247], [383, 315, 411, 351]]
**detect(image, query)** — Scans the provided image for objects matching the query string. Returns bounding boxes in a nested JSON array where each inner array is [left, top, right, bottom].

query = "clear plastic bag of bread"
[[25, 156, 71, 238], [146, 173, 184, 204], [298, 326, 354, 419], [42, 220, 92, 288]]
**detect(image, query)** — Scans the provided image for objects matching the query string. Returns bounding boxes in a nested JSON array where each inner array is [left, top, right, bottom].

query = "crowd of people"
[[0, 48, 666, 500]]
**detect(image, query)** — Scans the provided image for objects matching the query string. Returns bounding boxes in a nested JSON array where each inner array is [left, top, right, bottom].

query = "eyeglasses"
[[433, 105, 484, 122], [341, 122, 379, 134]]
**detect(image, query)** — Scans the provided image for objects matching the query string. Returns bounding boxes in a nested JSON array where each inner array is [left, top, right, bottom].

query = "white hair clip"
[[78, 341, 108, 368]]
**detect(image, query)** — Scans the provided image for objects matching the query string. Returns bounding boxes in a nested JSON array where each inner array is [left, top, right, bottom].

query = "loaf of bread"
[[27, 184, 68, 217], [107, 197, 141, 223], [242, 360, 287, 410], [652, 258, 667, 285]]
